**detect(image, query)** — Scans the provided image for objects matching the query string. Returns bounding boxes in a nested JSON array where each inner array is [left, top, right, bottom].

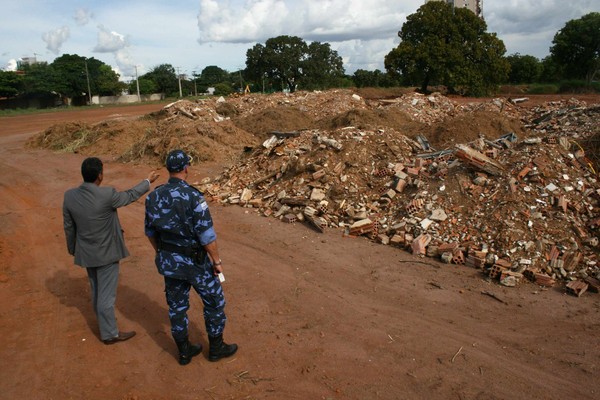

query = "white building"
[[426, 0, 483, 18]]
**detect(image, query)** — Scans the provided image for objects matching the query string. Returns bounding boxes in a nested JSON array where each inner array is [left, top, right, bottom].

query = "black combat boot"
[[175, 338, 202, 366], [208, 334, 238, 362]]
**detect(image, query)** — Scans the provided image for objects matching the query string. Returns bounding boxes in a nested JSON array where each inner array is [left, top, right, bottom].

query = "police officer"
[[144, 149, 237, 365]]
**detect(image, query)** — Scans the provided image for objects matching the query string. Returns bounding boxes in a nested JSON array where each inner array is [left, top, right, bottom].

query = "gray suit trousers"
[[86, 262, 120, 340]]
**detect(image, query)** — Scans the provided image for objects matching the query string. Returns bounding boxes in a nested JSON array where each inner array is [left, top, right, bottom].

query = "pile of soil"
[[26, 89, 600, 291]]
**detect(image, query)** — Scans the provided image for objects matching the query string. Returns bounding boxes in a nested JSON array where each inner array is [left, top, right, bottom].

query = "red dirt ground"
[[0, 98, 599, 400]]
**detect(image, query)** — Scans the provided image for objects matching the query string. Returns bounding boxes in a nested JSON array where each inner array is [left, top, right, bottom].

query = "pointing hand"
[[147, 170, 160, 183]]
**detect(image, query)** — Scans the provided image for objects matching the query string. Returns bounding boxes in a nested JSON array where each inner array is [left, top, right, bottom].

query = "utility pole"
[[192, 71, 197, 96], [84, 58, 92, 105], [135, 65, 141, 102], [176, 67, 183, 98]]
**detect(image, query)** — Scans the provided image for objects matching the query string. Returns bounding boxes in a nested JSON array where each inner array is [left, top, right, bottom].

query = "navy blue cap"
[[166, 150, 191, 172]]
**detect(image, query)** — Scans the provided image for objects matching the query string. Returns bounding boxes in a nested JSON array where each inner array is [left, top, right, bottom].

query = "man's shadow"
[[45, 269, 203, 356]]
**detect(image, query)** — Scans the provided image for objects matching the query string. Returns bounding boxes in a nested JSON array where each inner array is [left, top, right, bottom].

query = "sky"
[[1, 0, 597, 82]]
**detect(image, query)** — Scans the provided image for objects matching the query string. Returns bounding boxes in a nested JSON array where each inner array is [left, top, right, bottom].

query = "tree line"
[[1, 3, 598, 106]]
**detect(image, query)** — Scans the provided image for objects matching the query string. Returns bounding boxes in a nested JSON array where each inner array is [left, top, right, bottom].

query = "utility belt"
[[158, 240, 200, 258]]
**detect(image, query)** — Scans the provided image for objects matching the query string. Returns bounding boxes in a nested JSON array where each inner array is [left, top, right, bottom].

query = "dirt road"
[[0, 102, 598, 400]]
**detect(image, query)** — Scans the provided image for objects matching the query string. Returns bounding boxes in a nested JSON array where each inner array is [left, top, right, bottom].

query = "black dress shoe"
[[103, 331, 136, 345]]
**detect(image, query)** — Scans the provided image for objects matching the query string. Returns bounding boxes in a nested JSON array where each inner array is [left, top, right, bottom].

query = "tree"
[[0, 70, 24, 98], [49, 54, 93, 100], [96, 64, 125, 96], [246, 36, 307, 92], [213, 82, 233, 96], [19, 62, 55, 96], [539, 56, 562, 83], [352, 69, 399, 88], [141, 64, 178, 97], [200, 66, 229, 86], [550, 12, 600, 84], [245, 35, 344, 92], [48, 55, 122, 100], [301, 42, 345, 90], [384, 1, 509, 96], [129, 78, 157, 95], [506, 53, 541, 84]]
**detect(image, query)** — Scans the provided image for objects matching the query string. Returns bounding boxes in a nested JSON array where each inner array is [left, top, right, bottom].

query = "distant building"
[[17, 56, 38, 69], [426, 0, 483, 18]]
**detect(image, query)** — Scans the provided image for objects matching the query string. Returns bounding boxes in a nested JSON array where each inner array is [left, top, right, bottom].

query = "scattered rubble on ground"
[[28, 89, 600, 294]]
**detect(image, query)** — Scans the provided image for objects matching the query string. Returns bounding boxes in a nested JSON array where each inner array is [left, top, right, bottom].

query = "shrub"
[[213, 83, 233, 96], [526, 84, 559, 94]]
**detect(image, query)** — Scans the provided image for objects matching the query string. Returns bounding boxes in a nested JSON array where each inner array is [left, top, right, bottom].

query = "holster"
[[157, 240, 200, 258]]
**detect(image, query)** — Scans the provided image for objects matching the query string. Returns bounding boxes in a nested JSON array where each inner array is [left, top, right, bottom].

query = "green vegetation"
[[1, 10, 599, 110], [384, 1, 509, 96], [506, 54, 542, 84], [525, 84, 559, 95], [245, 35, 345, 92], [550, 12, 600, 85]]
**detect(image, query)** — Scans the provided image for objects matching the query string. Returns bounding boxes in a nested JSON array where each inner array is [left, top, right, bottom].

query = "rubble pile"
[[201, 93, 600, 294], [28, 98, 260, 165], [28, 89, 600, 294], [522, 100, 600, 171]]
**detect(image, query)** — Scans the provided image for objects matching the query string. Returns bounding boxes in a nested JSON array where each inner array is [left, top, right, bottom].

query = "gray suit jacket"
[[63, 180, 150, 268]]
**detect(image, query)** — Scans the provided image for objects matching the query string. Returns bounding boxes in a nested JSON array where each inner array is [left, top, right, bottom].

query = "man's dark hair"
[[81, 157, 103, 183]]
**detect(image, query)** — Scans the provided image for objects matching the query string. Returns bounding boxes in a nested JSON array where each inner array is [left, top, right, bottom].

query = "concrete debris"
[[164, 90, 600, 295], [38, 90, 600, 295]]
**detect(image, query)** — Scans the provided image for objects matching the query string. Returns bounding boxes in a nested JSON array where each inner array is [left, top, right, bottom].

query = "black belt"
[[158, 241, 199, 257]]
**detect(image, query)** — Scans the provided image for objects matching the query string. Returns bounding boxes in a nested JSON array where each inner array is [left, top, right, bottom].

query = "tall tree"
[[550, 12, 600, 84], [141, 64, 178, 97], [246, 35, 308, 92], [384, 1, 509, 96], [48, 55, 121, 100], [301, 42, 345, 90], [50, 54, 94, 100], [506, 53, 542, 84]]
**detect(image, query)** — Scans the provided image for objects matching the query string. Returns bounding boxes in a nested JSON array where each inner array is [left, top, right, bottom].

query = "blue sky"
[[1, 0, 596, 82]]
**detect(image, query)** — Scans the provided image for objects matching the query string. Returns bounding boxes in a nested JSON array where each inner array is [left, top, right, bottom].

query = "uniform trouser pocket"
[[164, 277, 191, 341]]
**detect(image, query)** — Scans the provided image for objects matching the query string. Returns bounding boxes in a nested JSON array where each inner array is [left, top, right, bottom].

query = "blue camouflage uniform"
[[144, 177, 226, 341]]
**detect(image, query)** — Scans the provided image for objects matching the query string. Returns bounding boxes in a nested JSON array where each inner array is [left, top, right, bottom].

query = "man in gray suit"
[[63, 157, 159, 344]]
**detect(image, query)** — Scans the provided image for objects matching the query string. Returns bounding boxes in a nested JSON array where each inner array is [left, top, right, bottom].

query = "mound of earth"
[[26, 89, 600, 292], [235, 106, 316, 138], [27, 99, 260, 167]]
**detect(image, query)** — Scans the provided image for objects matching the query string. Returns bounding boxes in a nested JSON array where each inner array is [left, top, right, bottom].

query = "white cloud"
[[93, 25, 129, 53], [485, 0, 597, 58], [73, 8, 93, 26], [114, 50, 136, 77], [195, 0, 415, 72], [196, 0, 413, 43], [4, 59, 18, 72], [42, 26, 70, 54], [334, 38, 399, 73]]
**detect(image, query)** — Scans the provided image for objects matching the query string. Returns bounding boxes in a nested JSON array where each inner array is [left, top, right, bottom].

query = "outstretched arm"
[[111, 169, 160, 208]]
